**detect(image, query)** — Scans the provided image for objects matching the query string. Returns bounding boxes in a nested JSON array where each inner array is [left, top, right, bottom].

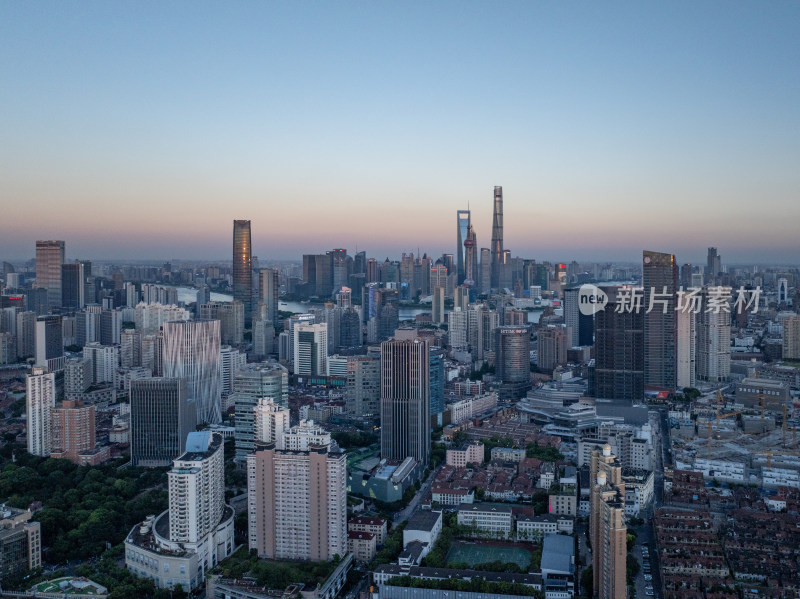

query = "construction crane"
[[707, 410, 745, 459]]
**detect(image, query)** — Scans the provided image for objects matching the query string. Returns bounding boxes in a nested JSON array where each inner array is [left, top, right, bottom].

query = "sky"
[[1, 2, 799, 265]]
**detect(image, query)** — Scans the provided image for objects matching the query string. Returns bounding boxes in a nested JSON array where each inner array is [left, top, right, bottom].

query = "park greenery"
[[214, 547, 341, 588], [0, 449, 168, 566], [525, 443, 564, 462], [332, 430, 379, 449]]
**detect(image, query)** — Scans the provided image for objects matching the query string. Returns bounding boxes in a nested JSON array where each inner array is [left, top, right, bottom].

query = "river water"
[[174, 288, 545, 323]]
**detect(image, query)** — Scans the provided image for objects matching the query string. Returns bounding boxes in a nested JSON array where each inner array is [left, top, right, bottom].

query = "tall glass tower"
[[456, 210, 471, 285], [490, 186, 503, 290], [232, 220, 252, 326]]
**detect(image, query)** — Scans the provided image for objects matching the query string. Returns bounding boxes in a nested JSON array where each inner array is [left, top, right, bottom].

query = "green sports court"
[[446, 541, 532, 570]]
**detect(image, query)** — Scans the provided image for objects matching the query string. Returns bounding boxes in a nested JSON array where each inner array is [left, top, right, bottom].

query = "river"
[[174, 288, 547, 323]]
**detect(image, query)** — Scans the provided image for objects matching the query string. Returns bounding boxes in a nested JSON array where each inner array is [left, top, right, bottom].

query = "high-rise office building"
[[563, 286, 594, 347], [34, 315, 62, 368], [778, 278, 790, 305], [26, 367, 55, 457], [783, 315, 800, 361], [0, 505, 42, 581], [676, 306, 696, 389], [233, 361, 288, 462], [490, 186, 503, 290], [293, 323, 328, 376], [593, 287, 644, 401], [130, 378, 196, 467], [696, 286, 731, 382], [60, 263, 85, 310], [430, 346, 445, 417], [590, 446, 627, 599], [35, 240, 65, 308], [16, 311, 36, 360], [247, 436, 347, 561], [479, 247, 492, 295], [642, 250, 677, 390], [199, 300, 244, 345], [258, 268, 280, 325], [380, 338, 430, 465], [456, 210, 471, 285], [494, 325, 531, 400], [537, 325, 569, 372], [121, 329, 142, 368], [162, 320, 222, 425], [706, 247, 722, 284], [232, 220, 252, 326], [346, 355, 381, 419]]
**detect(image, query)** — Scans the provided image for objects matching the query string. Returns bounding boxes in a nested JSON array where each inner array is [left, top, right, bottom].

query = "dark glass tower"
[[380, 338, 430, 465], [456, 210, 471, 285], [233, 220, 252, 326], [642, 250, 677, 390], [61, 263, 85, 310], [593, 286, 644, 401], [490, 186, 503, 290], [494, 324, 531, 400]]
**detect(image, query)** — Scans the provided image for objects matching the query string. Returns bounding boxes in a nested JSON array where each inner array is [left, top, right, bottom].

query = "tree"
[[580, 565, 593, 598]]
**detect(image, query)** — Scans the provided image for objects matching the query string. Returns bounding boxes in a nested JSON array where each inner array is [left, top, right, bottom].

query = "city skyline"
[[2, 3, 799, 263]]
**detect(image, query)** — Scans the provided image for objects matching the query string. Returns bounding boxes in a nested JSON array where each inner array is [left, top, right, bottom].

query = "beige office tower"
[[247, 441, 346, 561], [432, 286, 445, 325], [35, 240, 65, 308], [783, 314, 800, 360], [590, 445, 627, 599]]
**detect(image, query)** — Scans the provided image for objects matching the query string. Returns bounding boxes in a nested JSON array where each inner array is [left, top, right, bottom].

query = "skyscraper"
[[60, 263, 85, 310], [35, 240, 65, 308], [590, 446, 627, 599], [130, 378, 196, 467], [696, 286, 731, 382], [232, 220, 252, 326], [563, 286, 594, 347], [593, 287, 644, 401], [783, 315, 800, 360], [34, 315, 62, 369], [676, 305, 696, 389], [456, 210, 471, 285], [380, 338, 430, 465], [494, 325, 531, 400], [162, 320, 222, 425], [642, 250, 677, 390], [464, 223, 478, 290], [258, 268, 280, 324], [706, 247, 721, 282], [490, 186, 503, 290], [233, 361, 289, 462], [247, 435, 347, 561], [293, 323, 328, 376], [26, 367, 55, 457]]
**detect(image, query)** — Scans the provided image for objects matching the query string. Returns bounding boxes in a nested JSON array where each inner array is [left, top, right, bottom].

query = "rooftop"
[[406, 510, 442, 533]]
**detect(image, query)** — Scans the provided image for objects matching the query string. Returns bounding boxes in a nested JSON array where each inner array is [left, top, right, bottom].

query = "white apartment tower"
[[253, 398, 290, 446], [26, 367, 56, 456]]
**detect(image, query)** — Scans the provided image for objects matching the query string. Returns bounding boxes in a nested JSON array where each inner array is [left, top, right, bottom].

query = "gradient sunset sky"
[[1, 2, 798, 264]]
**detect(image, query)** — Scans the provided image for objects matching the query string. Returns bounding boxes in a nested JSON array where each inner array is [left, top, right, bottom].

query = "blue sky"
[[1, 2, 798, 264]]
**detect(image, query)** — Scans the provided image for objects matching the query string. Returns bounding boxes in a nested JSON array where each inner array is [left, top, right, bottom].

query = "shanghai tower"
[[233, 220, 252, 326], [490, 186, 503, 290]]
